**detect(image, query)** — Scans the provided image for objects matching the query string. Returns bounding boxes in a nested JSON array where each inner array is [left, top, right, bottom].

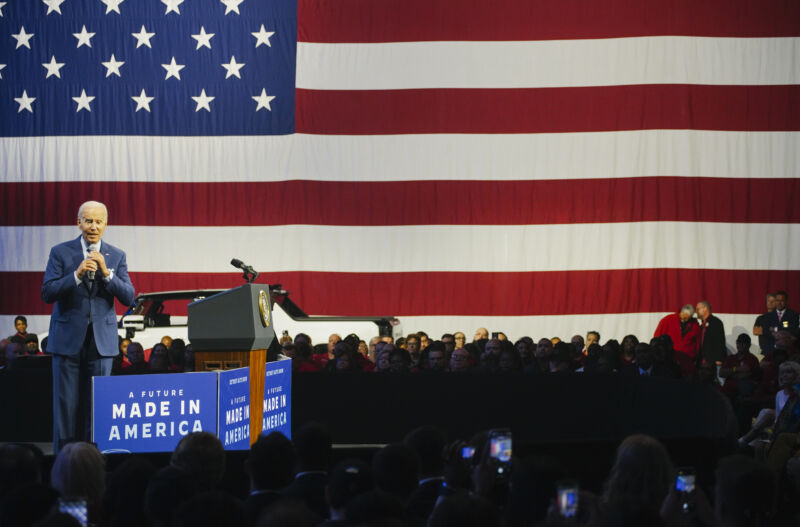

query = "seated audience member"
[[372, 444, 421, 521], [473, 327, 489, 342], [149, 343, 170, 373], [145, 464, 200, 527], [327, 333, 341, 358], [600, 340, 621, 371], [51, 442, 107, 525], [172, 490, 246, 527], [479, 339, 503, 372], [404, 426, 447, 520], [620, 334, 639, 366], [4, 342, 26, 369], [294, 341, 321, 372], [183, 344, 195, 372], [428, 491, 500, 527], [112, 338, 132, 374], [453, 331, 466, 349], [405, 334, 422, 366], [514, 337, 534, 367], [319, 459, 374, 527], [585, 331, 600, 352], [0, 483, 61, 527], [357, 340, 368, 358], [654, 304, 700, 360], [602, 434, 674, 518], [374, 346, 393, 373], [739, 361, 800, 447], [283, 423, 332, 518], [24, 334, 40, 355], [650, 335, 682, 379], [497, 346, 523, 373], [122, 342, 149, 374], [571, 334, 585, 355], [422, 341, 447, 372], [525, 338, 553, 374], [441, 334, 456, 355], [623, 343, 672, 377], [696, 359, 723, 389], [714, 455, 776, 527], [418, 331, 430, 351], [168, 338, 186, 372], [102, 456, 157, 527], [720, 334, 761, 398], [388, 348, 412, 373], [548, 342, 573, 373], [171, 431, 226, 491], [0, 443, 43, 499], [504, 456, 567, 526], [325, 344, 362, 373], [245, 432, 297, 525], [449, 347, 472, 373], [10, 315, 30, 341]]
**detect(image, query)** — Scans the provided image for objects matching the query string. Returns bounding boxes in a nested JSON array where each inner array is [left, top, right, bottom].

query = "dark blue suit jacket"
[[41, 236, 135, 357], [760, 308, 800, 352]]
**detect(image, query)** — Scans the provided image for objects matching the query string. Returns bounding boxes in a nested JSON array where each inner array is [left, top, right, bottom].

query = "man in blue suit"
[[41, 201, 136, 451], [759, 290, 800, 354]]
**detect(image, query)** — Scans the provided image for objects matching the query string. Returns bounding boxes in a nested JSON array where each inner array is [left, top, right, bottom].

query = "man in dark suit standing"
[[759, 291, 800, 354], [41, 201, 135, 451], [696, 301, 727, 365]]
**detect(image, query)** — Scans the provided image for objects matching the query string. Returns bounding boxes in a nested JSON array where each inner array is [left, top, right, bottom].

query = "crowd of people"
[[0, 423, 794, 527]]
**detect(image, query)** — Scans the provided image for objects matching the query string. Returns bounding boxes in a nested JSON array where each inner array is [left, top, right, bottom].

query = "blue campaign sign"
[[93, 372, 218, 454], [218, 367, 251, 450], [262, 358, 292, 438]]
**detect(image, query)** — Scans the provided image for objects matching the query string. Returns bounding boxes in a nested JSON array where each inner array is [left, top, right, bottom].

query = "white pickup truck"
[[118, 285, 402, 350]]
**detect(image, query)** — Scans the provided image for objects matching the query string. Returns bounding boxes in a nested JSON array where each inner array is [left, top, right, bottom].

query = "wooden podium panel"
[[195, 349, 267, 446]]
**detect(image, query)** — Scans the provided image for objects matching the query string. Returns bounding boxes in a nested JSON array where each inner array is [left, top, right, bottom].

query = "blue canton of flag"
[[0, 0, 296, 136]]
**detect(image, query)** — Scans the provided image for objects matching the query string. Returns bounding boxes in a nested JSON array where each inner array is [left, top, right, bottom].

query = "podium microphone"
[[230, 258, 258, 283]]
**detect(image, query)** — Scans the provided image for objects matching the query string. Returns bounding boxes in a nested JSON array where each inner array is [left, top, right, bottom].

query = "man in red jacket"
[[655, 304, 700, 359]]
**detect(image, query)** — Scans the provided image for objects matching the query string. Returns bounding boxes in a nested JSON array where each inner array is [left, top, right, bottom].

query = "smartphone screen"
[[58, 498, 88, 527], [676, 467, 696, 512], [461, 446, 476, 459], [489, 435, 512, 463], [557, 481, 579, 518]]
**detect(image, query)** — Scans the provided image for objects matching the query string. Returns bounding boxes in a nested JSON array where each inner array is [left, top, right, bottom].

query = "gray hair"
[[780, 361, 800, 378], [51, 442, 106, 504], [680, 304, 695, 316], [77, 200, 108, 221]]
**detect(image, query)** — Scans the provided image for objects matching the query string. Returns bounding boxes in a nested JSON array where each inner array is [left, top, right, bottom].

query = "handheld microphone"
[[87, 244, 99, 281]]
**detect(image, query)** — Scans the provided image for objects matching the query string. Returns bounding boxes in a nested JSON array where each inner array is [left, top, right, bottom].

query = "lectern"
[[188, 283, 276, 445]]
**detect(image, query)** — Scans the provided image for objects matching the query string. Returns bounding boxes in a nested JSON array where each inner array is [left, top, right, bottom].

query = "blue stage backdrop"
[[93, 371, 218, 454], [263, 358, 291, 437]]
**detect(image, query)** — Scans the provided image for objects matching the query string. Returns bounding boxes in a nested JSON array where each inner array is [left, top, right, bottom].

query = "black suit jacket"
[[281, 472, 328, 518], [699, 315, 727, 364], [760, 309, 800, 352]]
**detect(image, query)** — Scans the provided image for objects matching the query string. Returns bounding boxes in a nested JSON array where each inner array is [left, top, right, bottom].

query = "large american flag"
[[1, 0, 798, 343]]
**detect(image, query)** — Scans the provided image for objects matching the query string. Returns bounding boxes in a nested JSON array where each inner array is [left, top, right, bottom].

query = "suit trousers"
[[52, 324, 113, 452]]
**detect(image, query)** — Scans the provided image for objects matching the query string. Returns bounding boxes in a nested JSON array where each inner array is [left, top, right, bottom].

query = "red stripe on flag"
[[5, 270, 797, 316], [295, 85, 800, 135], [2, 178, 799, 226], [299, 0, 800, 42]]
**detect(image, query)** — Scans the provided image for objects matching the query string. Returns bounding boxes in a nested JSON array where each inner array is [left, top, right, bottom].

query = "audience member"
[[428, 491, 500, 527], [0, 443, 43, 498], [714, 455, 776, 527], [170, 431, 226, 491], [145, 464, 200, 527], [697, 300, 728, 365], [441, 333, 455, 355], [739, 360, 800, 448], [172, 490, 246, 527], [454, 332, 466, 349], [754, 292, 777, 352], [244, 432, 297, 525], [570, 334, 585, 355], [50, 442, 106, 525], [10, 315, 31, 341], [602, 434, 673, 517], [474, 328, 489, 342], [422, 341, 447, 372], [122, 342, 149, 374], [168, 338, 186, 372], [449, 347, 472, 373], [319, 459, 374, 527], [283, 422, 332, 518], [102, 456, 157, 527], [404, 426, 447, 520], [525, 338, 553, 374], [405, 334, 422, 365], [585, 331, 600, 351], [720, 334, 761, 398], [388, 348, 412, 373], [372, 443, 420, 505], [149, 343, 170, 373], [620, 334, 638, 366], [548, 343, 572, 373]]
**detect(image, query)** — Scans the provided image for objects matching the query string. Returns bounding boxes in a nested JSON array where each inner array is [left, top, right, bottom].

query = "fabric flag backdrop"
[[1, 0, 799, 346]]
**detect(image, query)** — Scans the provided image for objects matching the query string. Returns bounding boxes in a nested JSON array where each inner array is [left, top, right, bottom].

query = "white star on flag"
[[12, 27, 35, 49], [252, 89, 275, 112], [101, 54, 124, 77], [221, 56, 245, 79], [162, 57, 185, 80], [72, 89, 95, 112], [43, 0, 66, 15], [0, 64, 6, 79], [220, 0, 243, 15], [192, 26, 215, 50], [101, 0, 124, 14], [132, 26, 155, 48], [131, 89, 154, 113], [73, 25, 95, 48], [42, 55, 65, 78], [14, 90, 36, 113], [0, 2, 6, 17], [252, 25, 274, 48], [162, 0, 183, 14], [191, 89, 214, 112]]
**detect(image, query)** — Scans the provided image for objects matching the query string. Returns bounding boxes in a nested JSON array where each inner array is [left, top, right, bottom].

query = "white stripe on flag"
[[297, 37, 800, 90], [2, 131, 798, 183], [4, 223, 799, 273]]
